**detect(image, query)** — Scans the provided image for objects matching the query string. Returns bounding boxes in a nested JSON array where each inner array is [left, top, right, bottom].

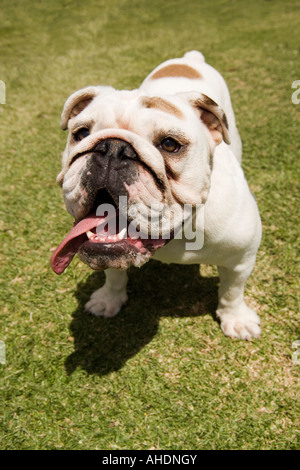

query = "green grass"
[[0, 0, 299, 450]]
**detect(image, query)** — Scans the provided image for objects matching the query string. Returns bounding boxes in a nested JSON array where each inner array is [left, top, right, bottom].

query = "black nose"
[[93, 138, 138, 160]]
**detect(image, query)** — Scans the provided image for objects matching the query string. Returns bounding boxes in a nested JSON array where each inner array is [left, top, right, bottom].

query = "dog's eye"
[[160, 138, 181, 153], [73, 128, 90, 141]]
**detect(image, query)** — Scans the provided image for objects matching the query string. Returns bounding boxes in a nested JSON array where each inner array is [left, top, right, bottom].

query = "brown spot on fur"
[[70, 99, 93, 119], [191, 95, 230, 145], [151, 64, 202, 80], [142, 96, 184, 119]]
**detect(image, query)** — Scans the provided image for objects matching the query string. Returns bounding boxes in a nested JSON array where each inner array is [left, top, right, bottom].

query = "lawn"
[[0, 0, 299, 450]]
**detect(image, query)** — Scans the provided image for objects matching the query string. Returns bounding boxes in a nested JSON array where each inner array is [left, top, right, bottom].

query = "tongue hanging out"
[[50, 210, 167, 275], [50, 213, 107, 274]]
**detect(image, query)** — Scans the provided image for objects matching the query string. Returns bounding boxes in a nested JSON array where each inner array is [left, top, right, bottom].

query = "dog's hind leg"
[[216, 263, 261, 340]]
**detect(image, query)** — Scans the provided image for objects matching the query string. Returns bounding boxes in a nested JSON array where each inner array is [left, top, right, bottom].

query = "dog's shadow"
[[65, 261, 219, 376]]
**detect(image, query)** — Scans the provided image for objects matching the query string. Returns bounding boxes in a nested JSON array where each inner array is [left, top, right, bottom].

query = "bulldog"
[[51, 51, 262, 340]]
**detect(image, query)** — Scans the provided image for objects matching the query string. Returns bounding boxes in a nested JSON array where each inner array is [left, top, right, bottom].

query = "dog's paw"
[[217, 305, 261, 340], [85, 286, 128, 318]]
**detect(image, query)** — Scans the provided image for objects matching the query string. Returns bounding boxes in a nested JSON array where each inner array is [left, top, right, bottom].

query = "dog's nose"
[[93, 138, 138, 160]]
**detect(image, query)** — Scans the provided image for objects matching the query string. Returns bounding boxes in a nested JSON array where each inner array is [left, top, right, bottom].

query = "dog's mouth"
[[50, 190, 170, 274]]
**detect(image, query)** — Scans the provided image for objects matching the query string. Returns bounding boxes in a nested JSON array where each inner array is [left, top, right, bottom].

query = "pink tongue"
[[50, 214, 106, 275]]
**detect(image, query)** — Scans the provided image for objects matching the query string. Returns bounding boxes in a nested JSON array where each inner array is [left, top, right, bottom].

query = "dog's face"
[[51, 86, 229, 274]]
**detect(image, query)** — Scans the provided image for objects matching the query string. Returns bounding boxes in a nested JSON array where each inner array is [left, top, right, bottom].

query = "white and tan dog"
[[51, 51, 262, 340]]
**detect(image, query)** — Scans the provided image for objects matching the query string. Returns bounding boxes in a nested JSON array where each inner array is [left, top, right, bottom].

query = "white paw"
[[217, 305, 261, 340], [85, 286, 128, 318]]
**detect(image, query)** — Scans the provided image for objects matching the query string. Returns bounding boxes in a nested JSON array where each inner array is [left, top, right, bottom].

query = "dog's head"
[[51, 86, 229, 273]]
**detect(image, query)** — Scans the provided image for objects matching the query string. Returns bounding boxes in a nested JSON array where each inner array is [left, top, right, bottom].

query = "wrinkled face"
[[51, 87, 229, 273]]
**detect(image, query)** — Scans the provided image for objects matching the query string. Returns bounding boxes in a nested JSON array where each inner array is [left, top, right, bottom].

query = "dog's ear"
[[182, 92, 230, 146], [60, 86, 114, 130]]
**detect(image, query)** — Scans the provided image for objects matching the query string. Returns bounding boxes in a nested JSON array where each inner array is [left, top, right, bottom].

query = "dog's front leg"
[[85, 268, 128, 318], [216, 263, 261, 340]]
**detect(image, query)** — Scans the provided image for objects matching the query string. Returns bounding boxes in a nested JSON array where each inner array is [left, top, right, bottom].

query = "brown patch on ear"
[[198, 95, 218, 108], [192, 95, 230, 145], [69, 98, 93, 120], [60, 86, 101, 130], [201, 110, 224, 146], [142, 96, 184, 119], [151, 64, 202, 80]]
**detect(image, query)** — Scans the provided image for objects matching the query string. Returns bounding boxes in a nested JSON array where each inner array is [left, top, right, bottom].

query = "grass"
[[0, 0, 299, 450]]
